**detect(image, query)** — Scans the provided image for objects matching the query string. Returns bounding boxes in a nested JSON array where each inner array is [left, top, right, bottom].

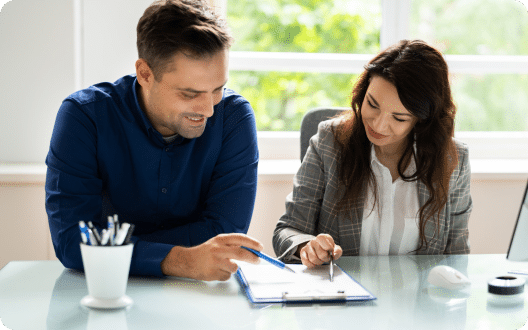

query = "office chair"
[[299, 107, 348, 162]]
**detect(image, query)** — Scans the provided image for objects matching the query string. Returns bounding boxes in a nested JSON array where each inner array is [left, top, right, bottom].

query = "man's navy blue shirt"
[[45, 74, 259, 277]]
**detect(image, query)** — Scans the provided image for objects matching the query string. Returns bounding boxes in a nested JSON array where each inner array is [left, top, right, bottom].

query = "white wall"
[[0, 0, 75, 162], [82, 0, 150, 87], [0, 0, 150, 163]]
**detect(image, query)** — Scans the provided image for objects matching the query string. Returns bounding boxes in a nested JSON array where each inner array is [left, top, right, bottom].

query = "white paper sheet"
[[236, 262, 375, 302]]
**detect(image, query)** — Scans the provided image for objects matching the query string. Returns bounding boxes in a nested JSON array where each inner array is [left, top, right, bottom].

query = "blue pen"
[[107, 216, 115, 246], [86, 227, 98, 246], [241, 246, 295, 273], [78, 221, 92, 245]]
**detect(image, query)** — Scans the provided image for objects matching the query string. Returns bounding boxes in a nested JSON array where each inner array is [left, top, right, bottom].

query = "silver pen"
[[329, 253, 334, 282]]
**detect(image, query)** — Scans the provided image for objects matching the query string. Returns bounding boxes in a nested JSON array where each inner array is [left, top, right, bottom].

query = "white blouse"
[[359, 144, 420, 256]]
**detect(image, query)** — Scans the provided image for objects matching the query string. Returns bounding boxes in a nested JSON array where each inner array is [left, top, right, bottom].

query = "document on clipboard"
[[235, 262, 376, 303]]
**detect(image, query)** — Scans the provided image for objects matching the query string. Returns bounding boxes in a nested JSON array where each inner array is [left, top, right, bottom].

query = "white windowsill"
[[1, 159, 527, 184], [261, 159, 528, 181]]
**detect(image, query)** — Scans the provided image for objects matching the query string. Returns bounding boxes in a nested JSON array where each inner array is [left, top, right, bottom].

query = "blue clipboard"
[[235, 262, 376, 304]]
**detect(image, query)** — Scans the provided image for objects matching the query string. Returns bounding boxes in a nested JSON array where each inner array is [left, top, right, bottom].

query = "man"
[[45, 0, 262, 281]]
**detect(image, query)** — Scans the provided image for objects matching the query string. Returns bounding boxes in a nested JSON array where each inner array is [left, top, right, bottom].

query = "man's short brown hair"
[[137, 0, 233, 81]]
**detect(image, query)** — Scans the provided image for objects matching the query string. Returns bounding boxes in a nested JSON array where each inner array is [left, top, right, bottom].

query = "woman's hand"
[[298, 234, 343, 268]]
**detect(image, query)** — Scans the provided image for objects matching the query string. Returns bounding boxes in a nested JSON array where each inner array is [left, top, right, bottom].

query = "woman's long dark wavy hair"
[[332, 39, 458, 252]]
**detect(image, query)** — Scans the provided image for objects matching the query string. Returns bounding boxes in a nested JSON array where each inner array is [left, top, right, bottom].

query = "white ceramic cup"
[[80, 243, 134, 309]]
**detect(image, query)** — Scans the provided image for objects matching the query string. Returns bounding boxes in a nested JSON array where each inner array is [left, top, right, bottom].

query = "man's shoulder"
[[65, 74, 136, 107], [221, 88, 251, 111]]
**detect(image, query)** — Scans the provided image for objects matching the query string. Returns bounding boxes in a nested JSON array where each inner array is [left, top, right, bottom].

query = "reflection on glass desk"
[[1, 255, 527, 330]]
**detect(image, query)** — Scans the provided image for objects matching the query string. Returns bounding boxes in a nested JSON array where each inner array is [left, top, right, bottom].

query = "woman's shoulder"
[[313, 117, 344, 145], [303, 118, 345, 163], [450, 138, 470, 182], [452, 138, 469, 161], [316, 117, 346, 135]]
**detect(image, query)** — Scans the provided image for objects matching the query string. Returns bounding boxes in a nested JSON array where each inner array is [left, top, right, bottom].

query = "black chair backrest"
[[299, 107, 348, 162]]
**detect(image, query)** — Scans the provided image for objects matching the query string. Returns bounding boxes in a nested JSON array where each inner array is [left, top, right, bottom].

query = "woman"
[[273, 39, 472, 267]]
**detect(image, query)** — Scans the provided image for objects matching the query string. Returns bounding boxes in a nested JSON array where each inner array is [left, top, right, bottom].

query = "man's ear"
[[135, 59, 154, 88]]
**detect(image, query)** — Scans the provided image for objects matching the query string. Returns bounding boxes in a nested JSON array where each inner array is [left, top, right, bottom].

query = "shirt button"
[[161, 188, 167, 194], [165, 147, 170, 152]]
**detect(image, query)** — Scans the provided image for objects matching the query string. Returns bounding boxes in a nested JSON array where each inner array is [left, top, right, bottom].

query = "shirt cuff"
[[129, 238, 174, 277]]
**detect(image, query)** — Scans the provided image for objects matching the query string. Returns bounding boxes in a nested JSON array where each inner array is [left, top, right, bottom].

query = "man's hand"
[[297, 234, 343, 268], [160, 233, 263, 281]]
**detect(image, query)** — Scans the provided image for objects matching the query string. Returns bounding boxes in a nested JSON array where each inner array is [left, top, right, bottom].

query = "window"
[[451, 74, 528, 131], [410, 0, 528, 132], [411, 0, 528, 56], [225, 0, 528, 161], [227, 0, 381, 131]]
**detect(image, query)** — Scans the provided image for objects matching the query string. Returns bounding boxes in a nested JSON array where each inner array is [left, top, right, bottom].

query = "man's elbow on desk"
[[55, 248, 84, 273]]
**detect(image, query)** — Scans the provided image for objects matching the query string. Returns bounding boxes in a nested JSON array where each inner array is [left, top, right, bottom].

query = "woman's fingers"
[[311, 235, 335, 261], [311, 244, 331, 261], [305, 243, 324, 265], [333, 245, 343, 260], [300, 247, 317, 268], [300, 235, 343, 268]]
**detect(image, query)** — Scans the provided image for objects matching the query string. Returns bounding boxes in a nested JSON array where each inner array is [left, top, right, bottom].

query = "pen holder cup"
[[80, 243, 134, 309]]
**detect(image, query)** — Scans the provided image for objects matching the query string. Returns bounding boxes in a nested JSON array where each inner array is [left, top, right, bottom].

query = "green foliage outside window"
[[227, 0, 528, 131], [411, 0, 528, 56], [227, 0, 380, 131], [450, 74, 528, 131], [411, 0, 528, 131], [230, 72, 357, 131]]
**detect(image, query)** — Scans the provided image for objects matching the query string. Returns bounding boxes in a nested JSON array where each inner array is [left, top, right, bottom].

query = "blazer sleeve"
[[273, 121, 333, 261], [444, 142, 472, 254]]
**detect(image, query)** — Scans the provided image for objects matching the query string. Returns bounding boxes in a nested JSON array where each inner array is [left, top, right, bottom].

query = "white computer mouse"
[[427, 265, 471, 290]]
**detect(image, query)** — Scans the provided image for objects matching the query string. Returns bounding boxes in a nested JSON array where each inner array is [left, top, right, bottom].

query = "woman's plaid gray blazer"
[[273, 119, 472, 262]]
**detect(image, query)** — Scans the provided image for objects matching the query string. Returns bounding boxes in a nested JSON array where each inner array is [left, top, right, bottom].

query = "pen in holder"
[[80, 242, 134, 309]]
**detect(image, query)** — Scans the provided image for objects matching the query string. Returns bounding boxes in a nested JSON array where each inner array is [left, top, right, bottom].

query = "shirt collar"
[[370, 142, 417, 176]]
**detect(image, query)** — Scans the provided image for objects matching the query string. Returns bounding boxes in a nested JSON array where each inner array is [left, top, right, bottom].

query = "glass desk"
[[0, 255, 527, 330]]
